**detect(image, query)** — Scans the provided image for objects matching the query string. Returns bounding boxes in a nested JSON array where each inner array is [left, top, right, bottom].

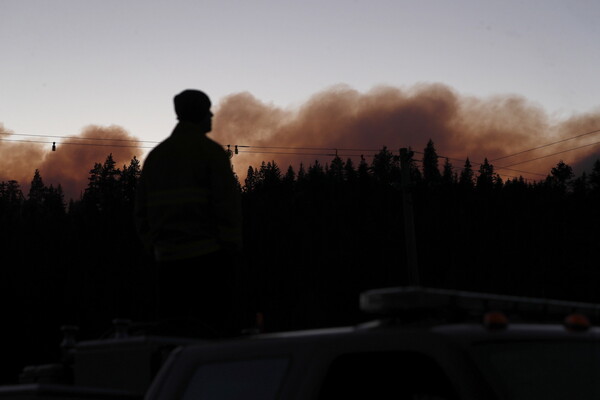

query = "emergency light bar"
[[360, 286, 600, 321]]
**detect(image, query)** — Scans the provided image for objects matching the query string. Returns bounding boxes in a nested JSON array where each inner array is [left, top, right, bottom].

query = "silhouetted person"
[[135, 89, 242, 337]]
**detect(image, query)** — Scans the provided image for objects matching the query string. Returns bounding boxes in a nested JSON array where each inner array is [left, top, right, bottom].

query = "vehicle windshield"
[[474, 341, 600, 400]]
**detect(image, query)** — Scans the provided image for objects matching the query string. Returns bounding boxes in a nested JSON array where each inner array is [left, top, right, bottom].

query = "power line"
[[0, 138, 155, 149], [236, 144, 381, 152], [0, 136, 552, 178], [1, 132, 383, 153], [237, 150, 376, 158], [3, 130, 598, 177], [5, 128, 600, 163], [0, 137, 380, 158], [238, 150, 338, 157], [0, 131, 159, 144], [0, 132, 386, 157], [416, 151, 547, 178], [499, 140, 600, 168], [490, 128, 600, 162], [3, 131, 390, 154], [433, 160, 532, 181]]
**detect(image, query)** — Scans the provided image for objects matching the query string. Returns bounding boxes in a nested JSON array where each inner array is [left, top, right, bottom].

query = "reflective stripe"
[[147, 187, 209, 207], [154, 238, 221, 262]]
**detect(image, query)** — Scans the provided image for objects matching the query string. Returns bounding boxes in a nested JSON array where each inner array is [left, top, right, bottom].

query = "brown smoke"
[[2, 83, 598, 200], [211, 83, 600, 182], [0, 124, 142, 201]]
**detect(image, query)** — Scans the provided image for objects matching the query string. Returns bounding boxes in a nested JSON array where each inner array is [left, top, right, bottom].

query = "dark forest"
[[1, 140, 600, 382]]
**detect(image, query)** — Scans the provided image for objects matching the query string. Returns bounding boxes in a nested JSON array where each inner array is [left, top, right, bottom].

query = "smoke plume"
[[211, 83, 600, 181], [2, 83, 599, 200], [0, 124, 142, 201]]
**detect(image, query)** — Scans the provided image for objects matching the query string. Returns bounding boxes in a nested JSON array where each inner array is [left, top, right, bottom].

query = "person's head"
[[174, 89, 213, 132]]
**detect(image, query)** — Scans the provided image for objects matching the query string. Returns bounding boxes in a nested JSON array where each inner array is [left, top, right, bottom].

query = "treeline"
[[239, 141, 600, 331], [1, 140, 600, 381]]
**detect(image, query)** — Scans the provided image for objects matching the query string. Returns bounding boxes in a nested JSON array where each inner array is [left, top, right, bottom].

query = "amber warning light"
[[359, 286, 600, 326], [564, 314, 591, 332], [483, 312, 509, 330]]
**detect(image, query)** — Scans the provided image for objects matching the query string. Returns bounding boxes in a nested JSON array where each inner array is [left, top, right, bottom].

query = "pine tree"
[[121, 156, 141, 204], [344, 158, 357, 183], [244, 166, 257, 192], [371, 146, 396, 183], [283, 165, 296, 184], [0, 180, 24, 217], [6, 180, 24, 204], [549, 160, 574, 192], [86, 162, 103, 199], [83, 154, 122, 211], [45, 184, 66, 215], [328, 155, 344, 183], [262, 161, 282, 188], [358, 155, 370, 184], [25, 170, 65, 215], [442, 158, 454, 186], [571, 172, 588, 197], [28, 169, 46, 205], [101, 153, 120, 193], [308, 160, 325, 182], [422, 139, 441, 184], [297, 163, 306, 182], [476, 158, 495, 191], [459, 158, 474, 189]]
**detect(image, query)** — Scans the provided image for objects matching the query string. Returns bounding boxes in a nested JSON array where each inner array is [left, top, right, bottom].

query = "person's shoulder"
[[204, 136, 226, 150], [199, 136, 229, 157], [142, 137, 175, 165], [145, 139, 167, 157]]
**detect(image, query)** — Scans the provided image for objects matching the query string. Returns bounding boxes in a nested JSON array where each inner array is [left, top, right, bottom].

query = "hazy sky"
[[2, 0, 599, 141], [1, 0, 600, 196]]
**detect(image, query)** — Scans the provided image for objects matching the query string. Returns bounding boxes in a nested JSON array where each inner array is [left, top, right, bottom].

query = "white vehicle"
[[2, 287, 600, 400]]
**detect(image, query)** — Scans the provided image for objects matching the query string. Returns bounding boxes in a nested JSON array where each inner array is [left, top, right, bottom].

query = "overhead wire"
[[237, 150, 338, 157], [235, 144, 380, 152], [397, 154, 527, 181], [4, 128, 600, 164], [0, 135, 564, 178], [0, 131, 159, 144], [412, 150, 546, 178], [3, 128, 599, 180], [499, 140, 600, 168], [1, 132, 382, 154], [0, 137, 156, 149], [490, 128, 600, 162], [238, 152, 376, 159]]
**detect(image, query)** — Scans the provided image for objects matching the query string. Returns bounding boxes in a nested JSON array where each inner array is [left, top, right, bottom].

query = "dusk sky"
[[1, 0, 600, 196]]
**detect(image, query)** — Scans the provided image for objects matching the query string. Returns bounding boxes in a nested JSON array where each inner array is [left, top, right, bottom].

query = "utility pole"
[[400, 148, 420, 286]]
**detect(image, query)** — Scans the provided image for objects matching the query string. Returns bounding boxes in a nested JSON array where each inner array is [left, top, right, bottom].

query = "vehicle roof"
[[182, 319, 600, 352], [251, 320, 600, 339]]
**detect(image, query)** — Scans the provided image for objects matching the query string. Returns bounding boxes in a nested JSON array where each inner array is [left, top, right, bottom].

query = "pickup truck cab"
[[146, 287, 600, 400]]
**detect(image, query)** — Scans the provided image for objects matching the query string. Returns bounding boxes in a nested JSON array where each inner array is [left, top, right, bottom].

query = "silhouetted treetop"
[[423, 139, 441, 185], [442, 158, 455, 186], [476, 158, 498, 191], [459, 158, 474, 189], [371, 146, 399, 184], [548, 160, 574, 193]]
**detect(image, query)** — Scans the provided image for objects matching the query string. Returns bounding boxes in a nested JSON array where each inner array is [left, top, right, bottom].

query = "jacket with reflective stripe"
[[135, 122, 242, 261]]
